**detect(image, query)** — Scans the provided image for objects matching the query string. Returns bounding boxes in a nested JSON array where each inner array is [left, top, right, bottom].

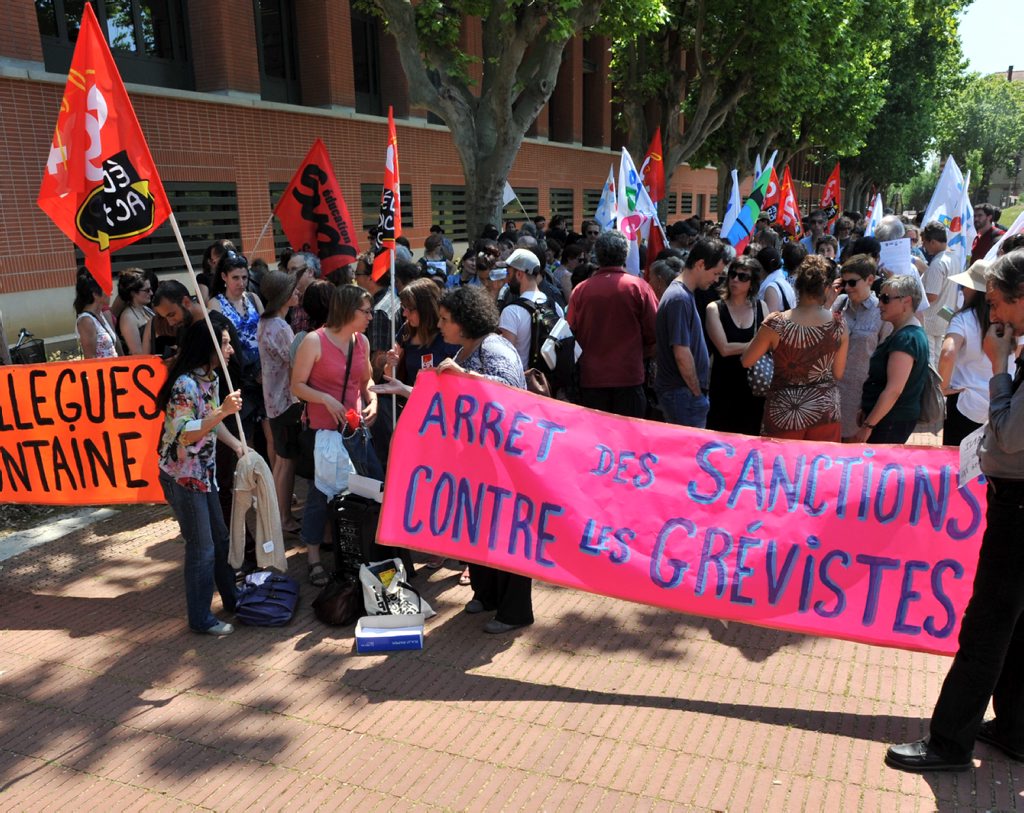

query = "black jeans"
[[929, 478, 1024, 759], [868, 416, 917, 445], [469, 565, 534, 626], [579, 384, 647, 418], [943, 392, 982, 448]]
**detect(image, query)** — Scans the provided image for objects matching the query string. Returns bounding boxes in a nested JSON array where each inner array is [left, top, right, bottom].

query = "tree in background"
[[935, 72, 1024, 201], [362, 0, 663, 238]]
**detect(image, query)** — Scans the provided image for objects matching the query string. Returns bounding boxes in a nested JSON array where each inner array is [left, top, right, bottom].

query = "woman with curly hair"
[[742, 254, 849, 440], [436, 285, 530, 632]]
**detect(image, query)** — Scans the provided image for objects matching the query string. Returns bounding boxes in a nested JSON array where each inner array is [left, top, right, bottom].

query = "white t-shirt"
[[759, 269, 797, 310], [923, 251, 958, 339], [499, 289, 563, 368], [946, 310, 992, 424]]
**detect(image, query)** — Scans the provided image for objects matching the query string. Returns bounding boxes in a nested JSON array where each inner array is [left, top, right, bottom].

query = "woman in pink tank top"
[[291, 285, 378, 586]]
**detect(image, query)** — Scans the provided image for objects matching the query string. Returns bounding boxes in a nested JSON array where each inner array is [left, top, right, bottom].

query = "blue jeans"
[[160, 473, 238, 632], [301, 482, 330, 549], [660, 387, 709, 428]]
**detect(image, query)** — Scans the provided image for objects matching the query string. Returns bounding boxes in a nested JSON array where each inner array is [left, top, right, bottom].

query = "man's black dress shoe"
[[976, 720, 1024, 762], [885, 739, 971, 773]]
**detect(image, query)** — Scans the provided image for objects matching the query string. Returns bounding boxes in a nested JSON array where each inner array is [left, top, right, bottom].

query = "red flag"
[[640, 127, 665, 204], [762, 167, 781, 225], [645, 216, 667, 279], [820, 162, 842, 232], [274, 138, 359, 276], [372, 107, 402, 282], [777, 167, 804, 240], [37, 3, 170, 295]]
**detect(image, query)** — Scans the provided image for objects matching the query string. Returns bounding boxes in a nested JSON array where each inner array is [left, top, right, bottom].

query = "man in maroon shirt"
[[567, 230, 659, 417], [972, 203, 1006, 263]]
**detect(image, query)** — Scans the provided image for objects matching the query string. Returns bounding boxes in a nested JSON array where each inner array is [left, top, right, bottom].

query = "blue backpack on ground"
[[235, 572, 300, 626]]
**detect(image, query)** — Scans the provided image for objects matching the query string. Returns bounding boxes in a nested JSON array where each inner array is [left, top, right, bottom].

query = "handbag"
[[915, 362, 946, 433], [359, 558, 435, 617], [312, 577, 362, 626], [235, 572, 300, 626], [746, 301, 774, 397]]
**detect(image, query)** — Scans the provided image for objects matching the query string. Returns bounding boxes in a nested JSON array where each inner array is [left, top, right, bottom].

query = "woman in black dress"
[[705, 256, 766, 435]]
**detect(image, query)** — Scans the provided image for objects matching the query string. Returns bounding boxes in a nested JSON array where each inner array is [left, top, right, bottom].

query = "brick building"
[[1, 0, 724, 343]]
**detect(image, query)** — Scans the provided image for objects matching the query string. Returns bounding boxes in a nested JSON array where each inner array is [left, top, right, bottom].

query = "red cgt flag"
[[37, 2, 170, 295], [762, 167, 781, 225], [640, 127, 665, 204], [777, 166, 804, 240], [372, 107, 402, 281], [820, 162, 842, 232], [274, 138, 359, 276]]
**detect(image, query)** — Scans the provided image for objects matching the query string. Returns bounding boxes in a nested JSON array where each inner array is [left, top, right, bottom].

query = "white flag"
[[502, 181, 517, 207], [922, 156, 965, 238], [617, 147, 658, 276], [949, 170, 977, 271], [753, 154, 763, 184], [986, 210, 1024, 260], [720, 169, 742, 237], [594, 166, 617, 231], [864, 193, 884, 237]]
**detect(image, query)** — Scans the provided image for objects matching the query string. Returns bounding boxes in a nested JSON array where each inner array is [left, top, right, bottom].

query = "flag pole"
[[389, 248, 397, 433], [248, 211, 275, 259], [167, 211, 249, 454]]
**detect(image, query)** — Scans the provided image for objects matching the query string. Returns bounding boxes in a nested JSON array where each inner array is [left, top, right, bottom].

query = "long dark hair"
[[398, 278, 442, 345], [74, 274, 103, 314], [155, 321, 223, 413], [957, 287, 991, 336]]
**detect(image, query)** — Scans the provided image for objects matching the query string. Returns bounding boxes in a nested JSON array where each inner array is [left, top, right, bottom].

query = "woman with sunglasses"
[[114, 268, 155, 356], [705, 256, 767, 435], [291, 285, 378, 587], [742, 255, 849, 441], [832, 255, 892, 441], [854, 274, 930, 444]]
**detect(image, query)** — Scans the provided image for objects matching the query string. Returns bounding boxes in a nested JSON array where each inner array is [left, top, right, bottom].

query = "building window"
[[116, 183, 240, 275], [666, 192, 678, 215], [254, 0, 300, 104], [36, 0, 193, 90], [583, 188, 602, 218], [681, 193, 693, 214], [360, 183, 414, 231], [709, 195, 719, 217], [431, 185, 467, 241], [351, 10, 382, 116], [550, 188, 574, 220]]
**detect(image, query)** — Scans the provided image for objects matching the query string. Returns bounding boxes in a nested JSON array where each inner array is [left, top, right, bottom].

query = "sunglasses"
[[841, 278, 861, 288], [878, 293, 907, 304], [223, 250, 248, 268], [728, 271, 751, 282]]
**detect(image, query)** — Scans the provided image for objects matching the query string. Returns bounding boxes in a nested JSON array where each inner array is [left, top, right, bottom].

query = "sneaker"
[[202, 621, 234, 636], [483, 619, 532, 634]]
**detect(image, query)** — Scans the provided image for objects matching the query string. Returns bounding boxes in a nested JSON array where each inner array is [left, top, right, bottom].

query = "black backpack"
[[507, 296, 578, 399]]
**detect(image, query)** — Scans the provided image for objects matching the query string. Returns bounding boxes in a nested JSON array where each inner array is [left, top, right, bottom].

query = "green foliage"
[[935, 72, 1024, 196]]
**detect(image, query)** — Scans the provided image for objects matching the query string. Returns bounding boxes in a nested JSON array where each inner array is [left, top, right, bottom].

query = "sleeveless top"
[[215, 293, 259, 358], [76, 311, 119, 358], [305, 328, 368, 430]]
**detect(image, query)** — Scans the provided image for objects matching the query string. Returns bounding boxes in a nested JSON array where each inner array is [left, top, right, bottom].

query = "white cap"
[[503, 248, 541, 274]]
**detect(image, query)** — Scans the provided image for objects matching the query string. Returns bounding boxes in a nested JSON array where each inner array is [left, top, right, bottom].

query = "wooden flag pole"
[[167, 211, 249, 454]]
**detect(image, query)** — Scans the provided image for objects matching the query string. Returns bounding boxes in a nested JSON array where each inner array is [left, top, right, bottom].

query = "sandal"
[[459, 567, 471, 586], [308, 562, 330, 587]]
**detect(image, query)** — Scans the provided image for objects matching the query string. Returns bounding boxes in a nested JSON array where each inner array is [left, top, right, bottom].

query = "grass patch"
[[1000, 203, 1022, 228]]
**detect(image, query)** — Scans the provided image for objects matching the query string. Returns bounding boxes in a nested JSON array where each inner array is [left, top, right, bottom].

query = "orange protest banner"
[[0, 357, 166, 505]]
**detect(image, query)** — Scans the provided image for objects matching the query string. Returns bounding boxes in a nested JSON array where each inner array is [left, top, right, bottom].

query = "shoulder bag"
[[746, 301, 774, 397]]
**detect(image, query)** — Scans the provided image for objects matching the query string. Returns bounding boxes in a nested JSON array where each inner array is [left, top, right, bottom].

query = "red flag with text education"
[[372, 107, 402, 281], [274, 139, 359, 276], [821, 162, 842, 232], [37, 2, 170, 295], [641, 127, 665, 204], [777, 166, 804, 240]]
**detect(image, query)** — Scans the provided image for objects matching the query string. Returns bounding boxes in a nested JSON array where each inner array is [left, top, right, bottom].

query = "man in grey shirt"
[[886, 249, 1024, 773]]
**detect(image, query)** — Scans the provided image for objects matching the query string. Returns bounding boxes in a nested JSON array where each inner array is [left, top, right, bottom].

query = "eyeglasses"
[[841, 278, 861, 288], [223, 250, 248, 268], [728, 271, 751, 282], [357, 307, 373, 316], [354, 271, 370, 277], [878, 293, 907, 304], [290, 264, 308, 274], [586, 230, 600, 236]]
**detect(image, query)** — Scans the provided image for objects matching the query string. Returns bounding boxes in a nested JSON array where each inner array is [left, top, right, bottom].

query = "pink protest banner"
[[378, 371, 988, 656]]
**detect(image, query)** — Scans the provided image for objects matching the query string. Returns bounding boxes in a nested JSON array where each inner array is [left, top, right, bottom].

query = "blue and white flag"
[[753, 154, 763, 184], [948, 170, 977, 271], [594, 166, 617, 231], [617, 148, 658, 275], [864, 193, 884, 237], [720, 169, 742, 238], [922, 155, 965, 235]]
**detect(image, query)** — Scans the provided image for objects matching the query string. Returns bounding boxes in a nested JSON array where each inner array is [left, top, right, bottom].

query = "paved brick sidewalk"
[[0, 502, 1020, 812]]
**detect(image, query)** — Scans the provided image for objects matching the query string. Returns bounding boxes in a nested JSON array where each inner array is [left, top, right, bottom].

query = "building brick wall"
[[0, 1, 44, 64]]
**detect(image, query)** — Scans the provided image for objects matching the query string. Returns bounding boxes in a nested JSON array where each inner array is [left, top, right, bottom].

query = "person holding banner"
[[291, 285, 378, 587], [156, 321, 244, 636], [855, 275, 929, 444], [435, 285, 533, 633], [887, 250, 1024, 773]]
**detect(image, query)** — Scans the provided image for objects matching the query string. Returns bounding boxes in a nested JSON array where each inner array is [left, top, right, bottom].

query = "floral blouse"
[[257, 316, 298, 419], [215, 292, 260, 360], [158, 369, 221, 491], [459, 334, 526, 390]]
